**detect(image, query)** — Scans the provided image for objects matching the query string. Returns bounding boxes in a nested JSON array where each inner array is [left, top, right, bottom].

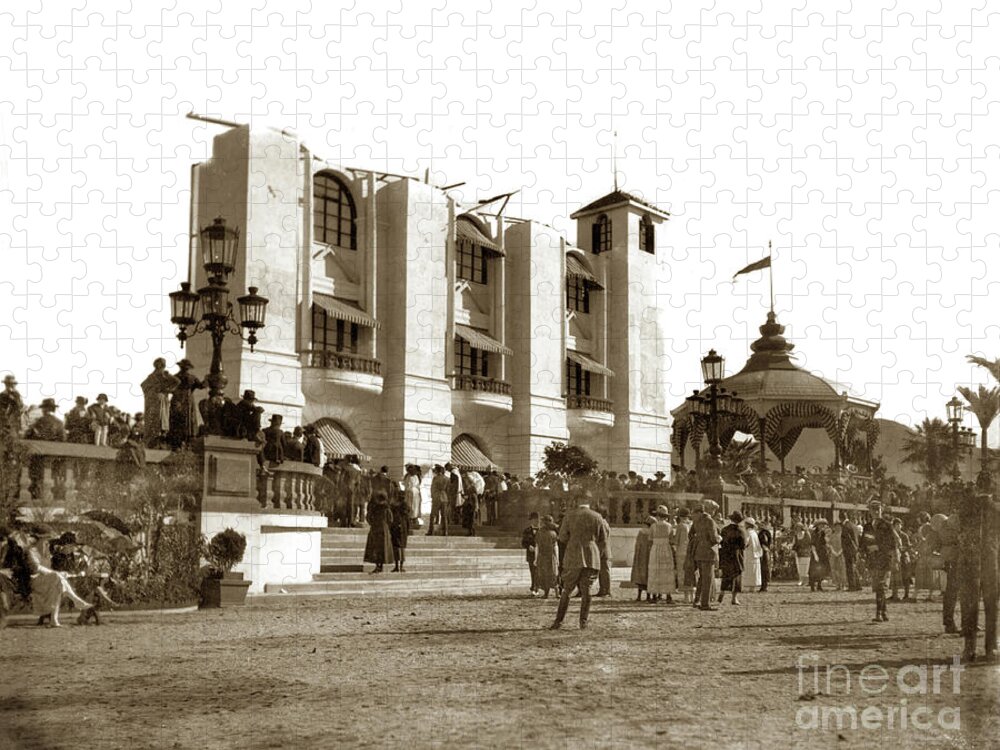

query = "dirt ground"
[[1, 581, 997, 750]]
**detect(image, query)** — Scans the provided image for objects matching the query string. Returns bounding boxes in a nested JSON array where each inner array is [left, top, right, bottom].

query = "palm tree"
[[958, 384, 1000, 477], [967, 355, 1000, 383], [902, 417, 959, 486]]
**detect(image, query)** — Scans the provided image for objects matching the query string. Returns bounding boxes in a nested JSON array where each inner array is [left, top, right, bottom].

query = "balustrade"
[[303, 349, 382, 375], [256, 461, 323, 512], [566, 394, 613, 412], [452, 374, 512, 395]]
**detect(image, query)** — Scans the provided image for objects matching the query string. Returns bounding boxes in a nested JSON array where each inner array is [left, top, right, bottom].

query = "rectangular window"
[[566, 361, 591, 396], [455, 338, 490, 377], [457, 239, 488, 284], [335, 319, 359, 354], [566, 277, 590, 313]]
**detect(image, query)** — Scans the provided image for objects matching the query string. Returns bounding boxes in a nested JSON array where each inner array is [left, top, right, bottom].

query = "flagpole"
[[768, 240, 774, 313]]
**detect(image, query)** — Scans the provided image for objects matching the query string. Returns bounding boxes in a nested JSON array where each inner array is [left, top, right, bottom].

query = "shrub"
[[205, 528, 247, 576]]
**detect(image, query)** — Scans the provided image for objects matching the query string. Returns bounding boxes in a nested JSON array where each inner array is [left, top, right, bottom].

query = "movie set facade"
[[183, 125, 674, 479]]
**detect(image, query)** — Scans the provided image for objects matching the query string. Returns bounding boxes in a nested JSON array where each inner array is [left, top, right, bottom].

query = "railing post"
[[40, 461, 54, 503], [64, 460, 78, 505], [18, 463, 32, 503]]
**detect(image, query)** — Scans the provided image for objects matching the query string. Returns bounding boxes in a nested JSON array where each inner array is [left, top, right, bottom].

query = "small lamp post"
[[169, 217, 269, 436]]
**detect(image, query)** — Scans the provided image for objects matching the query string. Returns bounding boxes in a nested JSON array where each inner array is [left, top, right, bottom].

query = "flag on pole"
[[732, 256, 771, 279]]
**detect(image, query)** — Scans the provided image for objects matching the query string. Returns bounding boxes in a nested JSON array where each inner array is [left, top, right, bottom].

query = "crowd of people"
[[521, 488, 997, 662]]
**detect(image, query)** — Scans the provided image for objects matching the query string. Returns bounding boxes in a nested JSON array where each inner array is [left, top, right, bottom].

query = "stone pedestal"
[[192, 435, 325, 594]]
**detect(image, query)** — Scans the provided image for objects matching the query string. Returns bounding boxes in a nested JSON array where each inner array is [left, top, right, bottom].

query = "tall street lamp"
[[169, 217, 269, 436], [699, 349, 727, 508], [946, 396, 964, 480]]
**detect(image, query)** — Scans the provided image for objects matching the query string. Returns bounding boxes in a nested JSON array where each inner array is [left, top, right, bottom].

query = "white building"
[[184, 125, 674, 479]]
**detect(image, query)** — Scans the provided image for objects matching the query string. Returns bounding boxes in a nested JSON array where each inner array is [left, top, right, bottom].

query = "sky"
[[2, 1, 999, 441]]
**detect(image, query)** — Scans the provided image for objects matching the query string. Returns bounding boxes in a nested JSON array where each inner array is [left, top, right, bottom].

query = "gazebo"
[[670, 311, 881, 474]]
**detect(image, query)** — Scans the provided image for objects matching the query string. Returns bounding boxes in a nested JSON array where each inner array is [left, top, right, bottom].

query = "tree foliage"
[[535, 442, 599, 489], [901, 417, 961, 486]]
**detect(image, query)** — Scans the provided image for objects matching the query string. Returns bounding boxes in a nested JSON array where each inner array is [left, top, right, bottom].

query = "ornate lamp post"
[[169, 217, 269, 435], [700, 349, 726, 507], [946, 396, 964, 480]]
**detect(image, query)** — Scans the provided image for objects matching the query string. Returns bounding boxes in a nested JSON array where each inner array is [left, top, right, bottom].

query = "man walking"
[[862, 499, 901, 623], [690, 504, 720, 611], [550, 492, 607, 630]]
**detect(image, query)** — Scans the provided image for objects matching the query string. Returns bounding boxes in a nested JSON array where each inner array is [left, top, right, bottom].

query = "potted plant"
[[200, 528, 250, 607]]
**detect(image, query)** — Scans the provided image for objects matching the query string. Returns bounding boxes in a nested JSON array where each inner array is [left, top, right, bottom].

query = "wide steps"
[[320, 559, 526, 573], [263, 570, 531, 596]]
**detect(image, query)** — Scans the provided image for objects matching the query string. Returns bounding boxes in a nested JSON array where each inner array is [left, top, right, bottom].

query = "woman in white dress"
[[20, 529, 94, 627], [645, 505, 676, 603], [742, 517, 763, 591], [403, 465, 424, 520]]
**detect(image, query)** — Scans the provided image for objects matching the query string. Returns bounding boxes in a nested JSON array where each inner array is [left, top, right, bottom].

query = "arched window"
[[640, 214, 655, 254], [313, 172, 357, 250], [591, 214, 611, 254]]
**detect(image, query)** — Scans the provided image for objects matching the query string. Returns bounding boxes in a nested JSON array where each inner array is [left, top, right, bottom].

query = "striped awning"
[[565, 253, 603, 289], [567, 350, 614, 378], [313, 294, 381, 329], [456, 217, 502, 255], [452, 434, 500, 472], [314, 420, 370, 461], [454, 324, 513, 356]]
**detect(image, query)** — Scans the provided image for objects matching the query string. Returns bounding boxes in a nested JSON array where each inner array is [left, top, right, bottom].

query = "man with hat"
[[232, 389, 263, 440], [0, 374, 24, 437], [64, 396, 91, 444], [689, 502, 721, 611], [168, 359, 204, 449], [303, 424, 324, 467], [262, 414, 285, 465], [862, 499, 901, 623], [25, 398, 65, 442], [87, 393, 112, 447], [550, 490, 607, 630]]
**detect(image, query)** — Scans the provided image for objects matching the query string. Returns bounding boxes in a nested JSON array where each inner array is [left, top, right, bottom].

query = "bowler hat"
[[729, 510, 744, 523], [242, 390, 256, 400], [75, 396, 87, 404], [96, 393, 108, 402]]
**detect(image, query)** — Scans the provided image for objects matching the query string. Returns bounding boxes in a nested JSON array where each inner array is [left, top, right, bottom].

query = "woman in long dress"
[[808, 522, 831, 592], [363, 492, 394, 574], [629, 516, 655, 601], [828, 521, 848, 590], [742, 518, 763, 592], [404, 465, 424, 521], [535, 515, 560, 598], [645, 506, 676, 603], [674, 509, 693, 603], [719, 512, 746, 605], [792, 525, 813, 586], [22, 530, 93, 627], [389, 491, 410, 573]]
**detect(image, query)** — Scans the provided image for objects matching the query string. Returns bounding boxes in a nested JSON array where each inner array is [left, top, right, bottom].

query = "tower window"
[[566, 360, 591, 396], [312, 306, 358, 354], [457, 239, 488, 284], [591, 214, 611, 254], [566, 277, 590, 313], [314, 172, 357, 250], [640, 214, 655, 254], [455, 338, 490, 377]]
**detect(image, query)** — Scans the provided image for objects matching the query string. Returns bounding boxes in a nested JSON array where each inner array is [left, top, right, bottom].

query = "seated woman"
[[21, 526, 95, 627]]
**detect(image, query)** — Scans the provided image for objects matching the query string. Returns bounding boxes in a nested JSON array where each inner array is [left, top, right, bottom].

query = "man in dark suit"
[[757, 518, 773, 592], [550, 492, 607, 630], [690, 504, 720, 611]]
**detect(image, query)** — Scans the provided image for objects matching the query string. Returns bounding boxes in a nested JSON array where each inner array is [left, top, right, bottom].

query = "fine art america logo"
[[795, 654, 963, 733]]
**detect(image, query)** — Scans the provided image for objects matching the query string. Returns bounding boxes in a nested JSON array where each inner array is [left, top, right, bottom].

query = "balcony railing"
[[452, 374, 512, 396], [303, 349, 382, 376], [567, 394, 612, 412], [257, 461, 323, 512]]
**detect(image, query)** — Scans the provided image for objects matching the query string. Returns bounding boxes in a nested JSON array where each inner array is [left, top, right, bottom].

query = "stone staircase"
[[260, 526, 532, 597]]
